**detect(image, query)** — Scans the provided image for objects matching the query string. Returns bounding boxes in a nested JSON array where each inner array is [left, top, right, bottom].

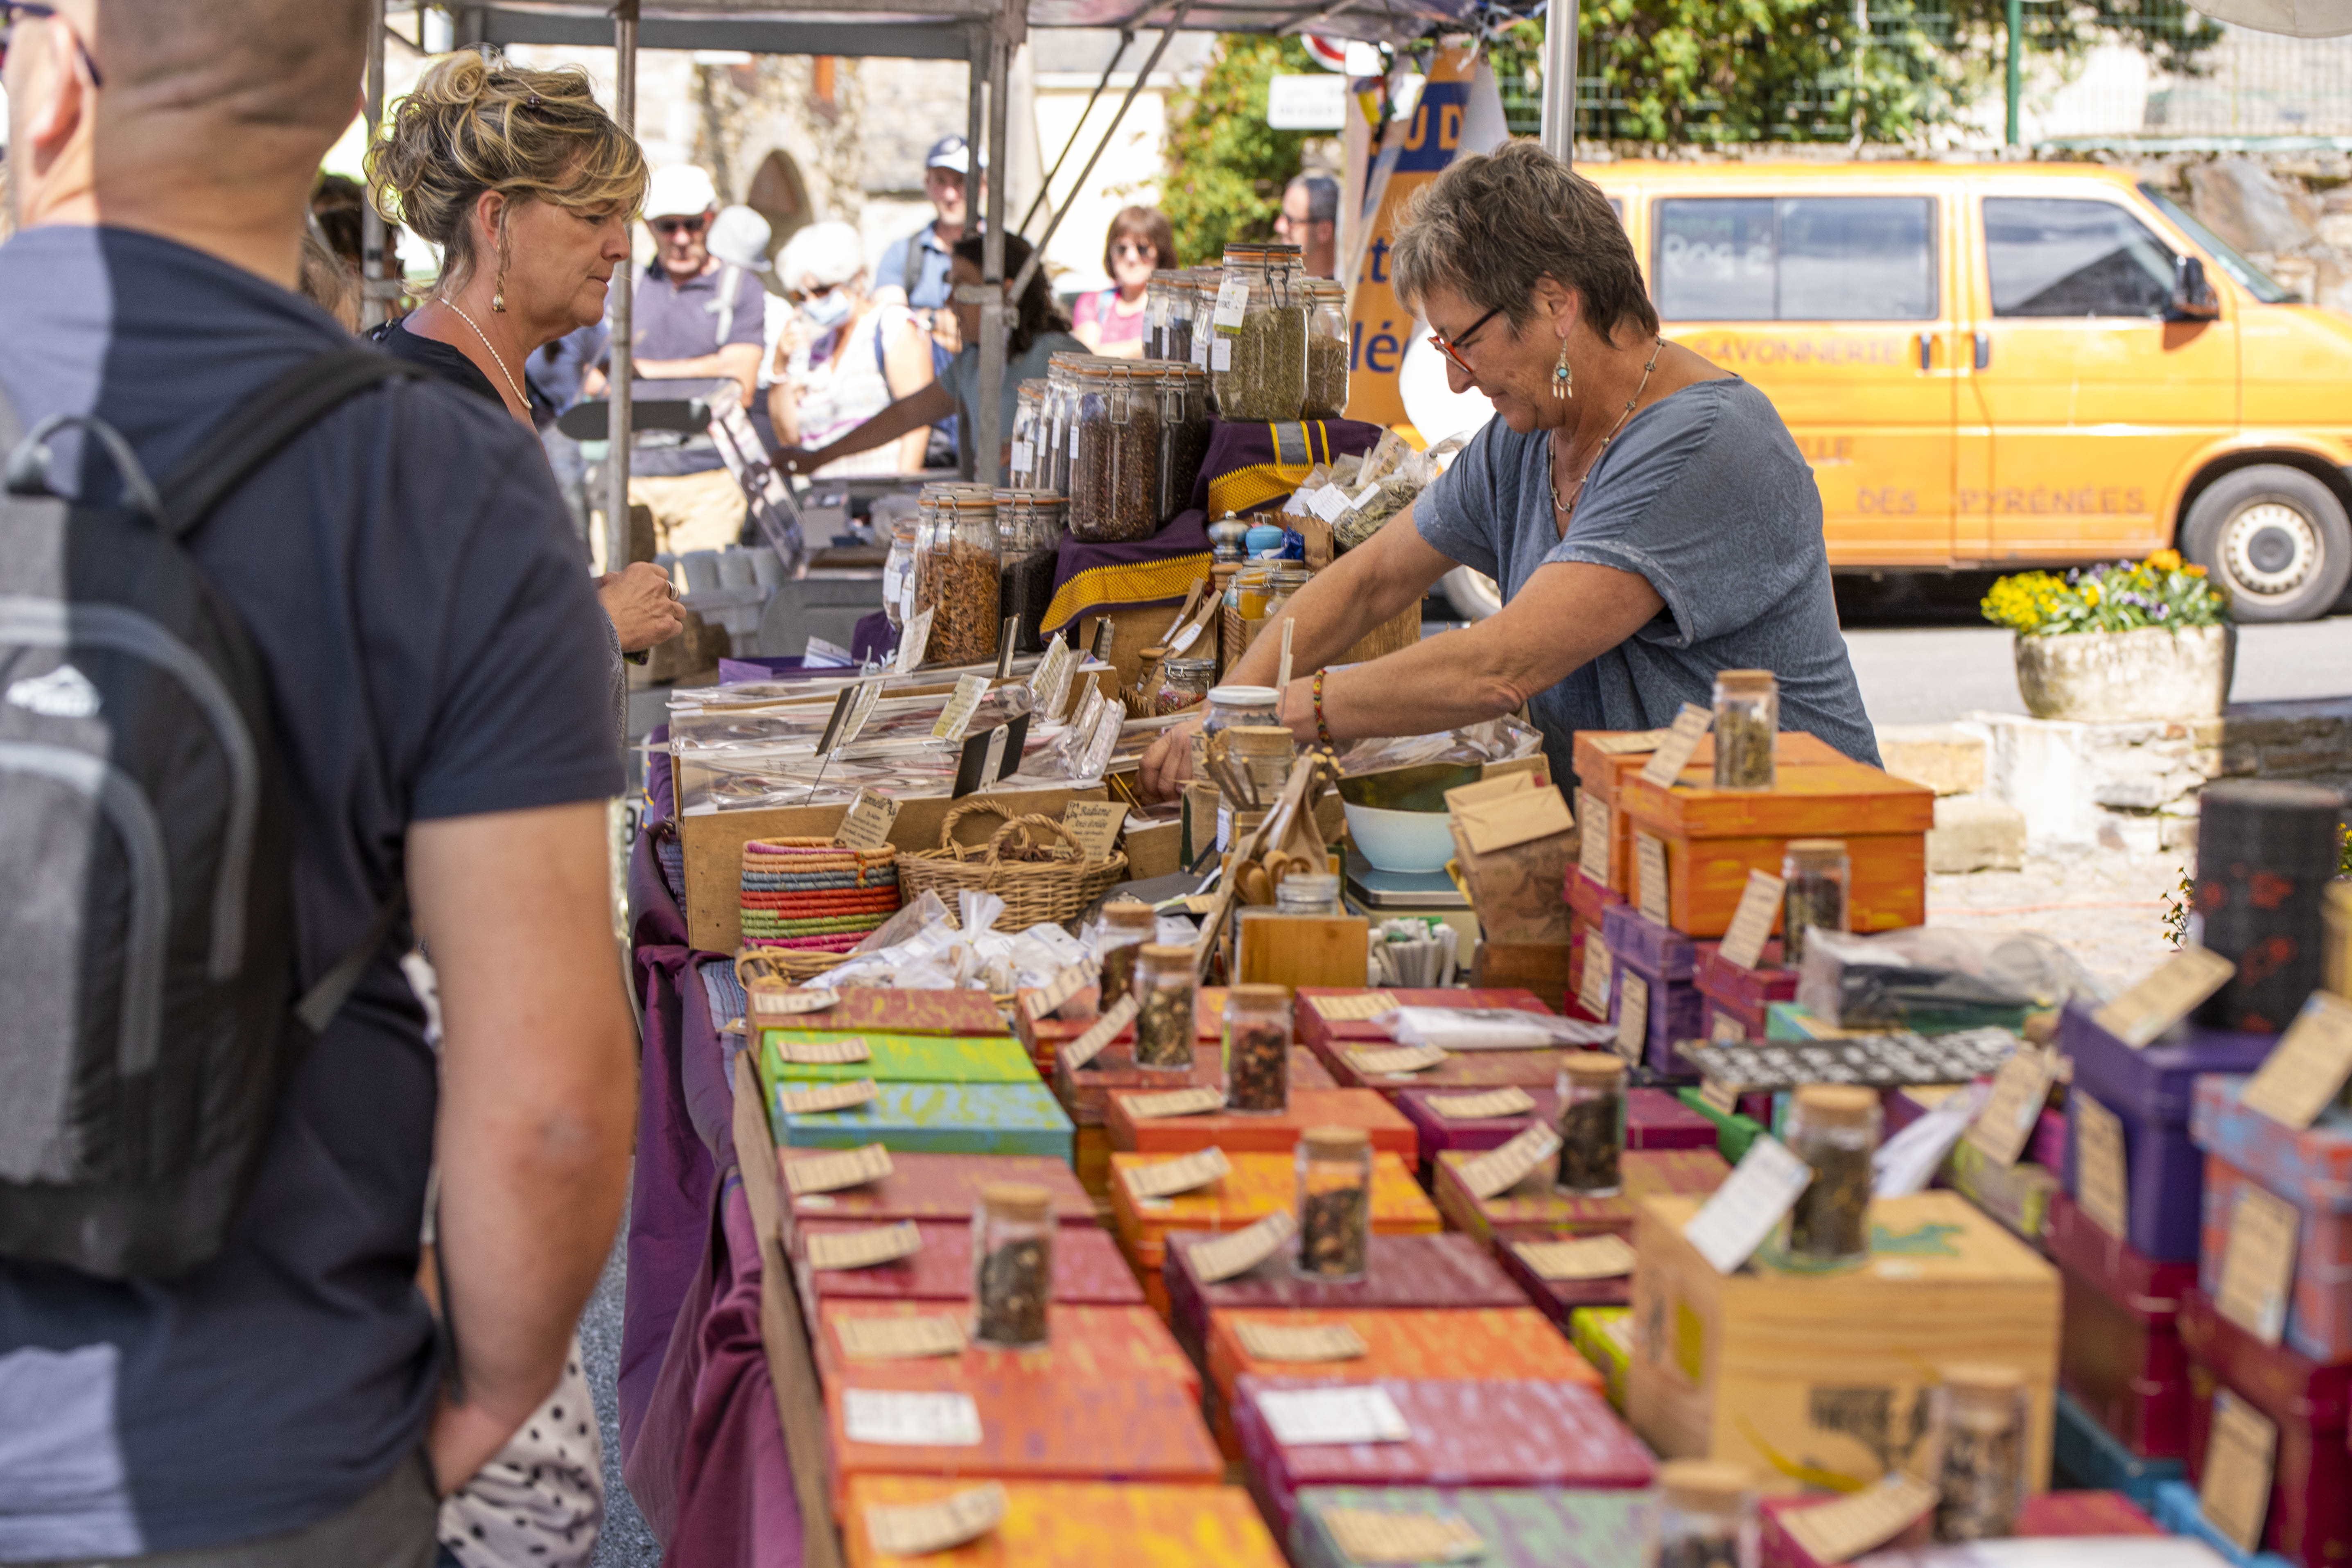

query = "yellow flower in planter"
[[2149, 548, 2183, 572]]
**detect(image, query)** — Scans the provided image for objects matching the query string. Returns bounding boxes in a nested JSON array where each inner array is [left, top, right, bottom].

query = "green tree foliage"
[[1159, 34, 1320, 266]]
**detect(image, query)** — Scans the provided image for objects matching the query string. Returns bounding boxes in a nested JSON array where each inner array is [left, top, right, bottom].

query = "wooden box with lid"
[[1572, 730, 1853, 895]]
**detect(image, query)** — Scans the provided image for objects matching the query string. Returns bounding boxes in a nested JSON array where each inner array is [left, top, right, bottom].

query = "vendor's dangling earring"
[[492, 266, 508, 314], [1552, 339, 1574, 401]]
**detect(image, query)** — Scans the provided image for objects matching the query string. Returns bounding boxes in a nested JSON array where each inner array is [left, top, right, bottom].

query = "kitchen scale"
[[1343, 846, 1482, 953]]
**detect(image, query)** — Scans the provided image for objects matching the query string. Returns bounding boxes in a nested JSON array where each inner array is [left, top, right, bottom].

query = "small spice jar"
[[1132, 942, 1197, 1070], [1228, 723, 1296, 803], [1712, 669, 1779, 791], [1223, 983, 1292, 1114], [1784, 1084, 1879, 1265], [1303, 279, 1351, 419], [1652, 1460, 1758, 1568], [1276, 872, 1342, 916], [913, 487, 1000, 667], [1781, 839, 1851, 967], [1096, 899, 1156, 1006], [971, 1181, 1054, 1348], [1930, 1364, 2029, 1542], [1262, 565, 1313, 622], [1209, 242, 1308, 422], [1295, 1124, 1371, 1281], [1193, 684, 1281, 775], [1555, 1052, 1627, 1196], [1155, 655, 1217, 716]]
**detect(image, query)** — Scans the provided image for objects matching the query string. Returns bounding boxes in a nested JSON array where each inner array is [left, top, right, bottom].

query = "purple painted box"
[[2061, 1003, 2276, 1263], [1608, 947, 1706, 1079], [1290, 1486, 1656, 1568], [1160, 1231, 1529, 1369], [1497, 1237, 1631, 1329], [1602, 901, 1697, 983], [1394, 1086, 1717, 1179], [1233, 1376, 1655, 1541]]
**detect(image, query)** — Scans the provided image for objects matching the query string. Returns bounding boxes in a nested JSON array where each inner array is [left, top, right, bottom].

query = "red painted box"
[[2179, 1286, 2352, 1568], [1108, 1087, 1417, 1164], [795, 1218, 1144, 1309], [778, 1150, 1094, 1248], [1394, 1086, 1715, 1183], [1433, 1145, 1729, 1245], [1692, 941, 1795, 1044], [1295, 987, 1552, 1057], [2045, 1191, 2197, 1461]]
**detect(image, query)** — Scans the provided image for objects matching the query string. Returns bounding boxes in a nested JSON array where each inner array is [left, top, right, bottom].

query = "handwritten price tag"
[[1456, 1123, 1562, 1200], [1637, 703, 1713, 789], [1234, 1321, 1369, 1362], [1635, 832, 1670, 925], [1320, 1508, 1484, 1565], [1184, 1210, 1296, 1284], [1425, 1087, 1537, 1121], [1780, 1473, 1939, 1565], [2072, 1091, 2131, 1240], [1512, 1234, 1636, 1281], [863, 1482, 1006, 1558], [1576, 790, 1612, 884], [777, 1078, 880, 1116], [1061, 994, 1136, 1072], [1615, 973, 1650, 1063], [1122, 1145, 1232, 1201], [1683, 1135, 1813, 1274], [835, 1313, 967, 1361], [774, 1035, 873, 1066], [2216, 1183, 2300, 1346], [747, 984, 842, 1021], [2093, 947, 2237, 1047], [840, 1388, 980, 1447], [782, 1143, 893, 1196], [804, 1221, 922, 1272], [833, 790, 899, 852], [1347, 1044, 1446, 1077], [2238, 991, 2352, 1131], [1718, 870, 1786, 972]]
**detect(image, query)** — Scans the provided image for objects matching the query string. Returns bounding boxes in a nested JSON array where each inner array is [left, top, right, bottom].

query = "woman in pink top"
[[1071, 205, 1174, 358]]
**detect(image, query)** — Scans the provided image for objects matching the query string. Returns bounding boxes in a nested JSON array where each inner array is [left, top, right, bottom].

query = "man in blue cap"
[[874, 135, 980, 468]]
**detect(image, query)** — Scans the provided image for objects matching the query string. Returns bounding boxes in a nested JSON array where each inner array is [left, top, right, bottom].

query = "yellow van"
[[1588, 161, 2352, 621]]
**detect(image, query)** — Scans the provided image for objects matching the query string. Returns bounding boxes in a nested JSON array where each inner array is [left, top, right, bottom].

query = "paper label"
[[1347, 480, 1385, 513], [1028, 965, 1092, 1023], [1319, 1507, 1485, 1565], [2216, 1182, 2300, 1346], [2072, 1091, 2131, 1240], [804, 635, 853, 667], [1210, 337, 1233, 371], [804, 1221, 922, 1272], [1234, 1320, 1370, 1362], [835, 1312, 967, 1361], [1577, 791, 1612, 883], [1457, 1123, 1563, 1201], [1122, 1145, 1231, 1201], [1257, 1385, 1412, 1447], [1779, 1473, 1939, 1565], [1719, 870, 1787, 971], [1068, 418, 1081, 459], [775, 1035, 872, 1065], [1449, 778, 1573, 858], [1030, 635, 1073, 716], [1426, 1087, 1537, 1121], [2201, 1389, 2279, 1555], [1312, 992, 1401, 1023], [841, 1388, 983, 1447], [783, 1143, 893, 1195], [2092, 946, 2237, 1048], [1635, 832, 1671, 925], [1709, 1015, 1747, 1044], [1348, 1044, 1446, 1076], [1615, 973, 1650, 1063], [981, 721, 1012, 784], [1512, 1234, 1636, 1281], [777, 1078, 879, 1116], [841, 677, 885, 751], [931, 673, 988, 739], [833, 789, 899, 852], [1191, 323, 1211, 367], [1963, 1048, 2055, 1168], [1683, 1134, 1815, 1274], [895, 607, 934, 675], [748, 985, 841, 1020], [2237, 990, 2352, 1131], [1070, 681, 1105, 742], [1308, 484, 1351, 522], [1121, 1086, 1225, 1120], [1184, 1209, 1297, 1284], [1062, 994, 1137, 1072], [1062, 800, 1127, 862], [1637, 703, 1714, 789], [1577, 933, 1614, 1020], [863, 1482, 1006, 1558], [1587, 730, 1668, 755], [1212, 277, 1249, 329], [1872, 1081, 1987, 1200]]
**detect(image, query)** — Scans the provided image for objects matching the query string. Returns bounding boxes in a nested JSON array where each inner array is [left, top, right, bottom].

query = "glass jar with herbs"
[[1781, 839, 1851, 966], [1223, 983, 1292, 1115], [1096, 899, 1156, 1007], [1262, 565, 1312, 623], [1713, 669, 1779, 791], [1303, 279, 1351, 419], [1132, 942, 1197, 1070], [971, 1181, 1054, 1349], [1555, 1052, 1627, 1196], [1209, 243, 1308, 422], [1071, 359, 1161, 543], [913, 487, 1000, 667], [1652, 1460, 1758, 1568], [1784, 1084, 1879, 1265], [1155, 363, 1212, 525], [881, 511, 920, 630], [1930, 1365, 2029, 1542], [1295, 1125, 1371, 1281], [1227, 723, 1295, 806], [994, 488, 1064, 656], [1154, 656, 1217, 716]]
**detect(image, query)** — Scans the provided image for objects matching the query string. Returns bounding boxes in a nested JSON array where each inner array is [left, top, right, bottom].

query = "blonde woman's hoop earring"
[[1552, 339, 1573, 401]]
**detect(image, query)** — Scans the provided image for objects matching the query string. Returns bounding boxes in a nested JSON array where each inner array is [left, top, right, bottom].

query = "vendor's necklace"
[[443, 298, 530, 415], [1549, 337, 1663, 521]]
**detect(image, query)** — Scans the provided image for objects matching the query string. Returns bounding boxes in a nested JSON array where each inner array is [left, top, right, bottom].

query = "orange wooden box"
[[1204, 1306, 1599, 1412], [1021, 984, 1222, 1074], [842, 1476, 1288, 1568], [1108, 1087, 1418, 1164], [1432, 1146, 1731, 1245], [1573, 730, 1852, 896], [1615, 758, 1931, 938]]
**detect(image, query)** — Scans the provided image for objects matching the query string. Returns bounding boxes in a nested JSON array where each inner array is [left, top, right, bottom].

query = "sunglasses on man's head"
[[1, 2, 103, 84], [652, 215, 708, 237]]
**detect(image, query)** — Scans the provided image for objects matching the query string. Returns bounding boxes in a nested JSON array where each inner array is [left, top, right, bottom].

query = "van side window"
[[1653, 197, 1936, 322], [1985, 198, 2176, 318]]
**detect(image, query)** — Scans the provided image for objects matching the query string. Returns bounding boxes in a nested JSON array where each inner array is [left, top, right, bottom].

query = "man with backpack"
[[0, 4, 637, 1564], [872, 134, 981, 470]]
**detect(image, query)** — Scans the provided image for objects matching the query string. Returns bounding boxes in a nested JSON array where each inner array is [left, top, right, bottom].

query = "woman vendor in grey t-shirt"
[[1141, 140, 1876, 799]]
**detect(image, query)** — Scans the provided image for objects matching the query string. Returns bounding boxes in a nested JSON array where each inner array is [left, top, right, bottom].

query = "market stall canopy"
[[459, 0, 1498, 49], [2187, 0, 2352, 34], [1023, 0, 1488, 43]]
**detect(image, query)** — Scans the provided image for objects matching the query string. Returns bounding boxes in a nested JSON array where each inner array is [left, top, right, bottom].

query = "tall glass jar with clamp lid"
[[1155, 364, 1211, 527], [1303, 279, 1351, 419], [1209, 244, 1308, 422], [1044, 352, 1086, 497], [1008, 379, 1046, 490], [994, 489, 1064, 657], [912, 486, 999, 667], [1145, 269, 1188, 363], [1071, 359, 1161, 543]]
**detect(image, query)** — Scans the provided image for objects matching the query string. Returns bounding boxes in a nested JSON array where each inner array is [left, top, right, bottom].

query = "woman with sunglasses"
[[1139, 140, 1877, 802], [766, 220, 935, 477], [1071, 205, 1175, 358]]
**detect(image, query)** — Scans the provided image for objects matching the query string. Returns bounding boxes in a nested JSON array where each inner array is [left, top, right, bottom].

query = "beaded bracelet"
[[1312, 668, 1335, 749]]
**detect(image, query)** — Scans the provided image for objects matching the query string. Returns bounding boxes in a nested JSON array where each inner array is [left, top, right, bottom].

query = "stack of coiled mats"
[[738, 837, 901, 953]]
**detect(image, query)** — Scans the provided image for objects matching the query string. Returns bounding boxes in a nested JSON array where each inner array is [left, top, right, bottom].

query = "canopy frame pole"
[[361, 0, 393, 330], [1016, 26, 1133, 235], [974, 21, 1013, 486], [606, 0, 639, 576], [1539, 0, 1577, 163]]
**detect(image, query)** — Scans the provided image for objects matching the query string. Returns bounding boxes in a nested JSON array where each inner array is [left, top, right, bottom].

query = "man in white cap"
[[705, 204, 795, 424]]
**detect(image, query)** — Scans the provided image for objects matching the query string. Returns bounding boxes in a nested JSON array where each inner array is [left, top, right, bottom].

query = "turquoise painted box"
[[771, 1080, 1074, 1161], [758, 1031, 1038, 1090], [1289, 1486, 1654, 1568]]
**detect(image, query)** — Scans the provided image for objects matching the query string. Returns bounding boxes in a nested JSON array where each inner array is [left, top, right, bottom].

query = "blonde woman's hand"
[[598, 563, 685, 653]]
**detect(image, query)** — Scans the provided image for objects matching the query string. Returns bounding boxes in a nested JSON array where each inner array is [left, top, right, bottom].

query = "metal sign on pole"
[[608, 0, 639, 575]]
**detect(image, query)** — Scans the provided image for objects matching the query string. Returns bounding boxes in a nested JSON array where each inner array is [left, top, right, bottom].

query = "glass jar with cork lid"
[[1222, 983, 1292, 1115], [1295, 1124, 1371, 1281], [972, 1181, 1054, 1349], [1095, 899, 1157, 1007], [1209, 242, 1308, 421], [1555, 1052, 1627, 1196], [1132, 943, 1197, 1070], [1781, 839, 1851, 966], [1783, 1084, 1879, 1265], [1712, 669, 1779, 791], [1652, 1460, 1758, 1568], [1154, 655, 1217, 717], [1930, 1364, 2029, 1542]]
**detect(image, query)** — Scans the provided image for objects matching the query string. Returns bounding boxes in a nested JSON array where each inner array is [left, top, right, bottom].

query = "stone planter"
[[2013, 624, 2236, 722]]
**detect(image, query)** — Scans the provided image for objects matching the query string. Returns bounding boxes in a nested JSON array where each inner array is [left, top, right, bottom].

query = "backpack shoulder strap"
[[712, 264, 741, 348], [902, 228, 925, 299]]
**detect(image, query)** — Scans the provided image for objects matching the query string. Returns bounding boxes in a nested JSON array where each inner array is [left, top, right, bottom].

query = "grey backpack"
[[0, 348, 418, 1280]]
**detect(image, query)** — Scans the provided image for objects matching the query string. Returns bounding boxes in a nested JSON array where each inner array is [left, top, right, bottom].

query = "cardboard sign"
[[1634, 832, 1671, 925], [2216, 1183, 2300, 1346], [931, 672, 988, 739], [840, 1388, 982, 1447], [1457, 1123, 1563, 1200], [1234, 1320, 1370, 1362], [1637, 703, 1713, 789], [775, 1035, 873, 1066], [1615, 974, 1650, 1063], [814, 685, 859, 759], [2237, 990, 2352, 1131], [1062, 994, 1137, 1072], [1256, 1385, 1412, 1447], [1122, 1145, 1232, 1202], [1964, 1048, 2056, 1168], [1683, 1134, 1815, 1274], [1512, 1234, 1636, 1281], [748, 985, 841, 1020], [2072, 1091, 2131, 1240], [894, 608, 934, 675], [1121, 1087, 1226, 1120], [1779, 1473, 1939, 1565], [1347, 1044, 1447, 1076], [833, 790, 899, 852], [777, 1079, 879, 1116], [1062, 800, 1128, 862], [1312, 992, 1402, 1023], [1446, 774, 1573, 857], [2092, 947, 2238, 1048], [1577, 933, 1614, 1020], [1028, 965, 1091, 1022], [835, 1312, 967, 1362], [1030, 635, 1073, 717], [1184, 1210, 1297, 1284], [1718, 870, 1787, 972], [1319, 1508, 1485, 1566], [1426, 1087, 1537, 1121], [2200, 1389, 2279, 1555], [783, 1143, 893, 1196], [1587, 730, 1669, 755], [840, 677, 885, 752], [864, 1482, 1007, 1558], [1576, 791, 1612, 883], [804, 1221, 922, 1272]]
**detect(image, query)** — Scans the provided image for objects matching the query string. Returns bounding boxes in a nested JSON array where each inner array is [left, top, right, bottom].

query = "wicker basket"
[[897, 798, 1130, 929], [735, 946, 847, 988]]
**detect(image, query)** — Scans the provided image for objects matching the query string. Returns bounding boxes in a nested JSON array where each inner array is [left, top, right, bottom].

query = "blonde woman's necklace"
[[444, 297, 530, 416], [1549, 336, 1663, 521]]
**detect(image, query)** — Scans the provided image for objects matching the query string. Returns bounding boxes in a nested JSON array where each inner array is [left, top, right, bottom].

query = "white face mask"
[[800, 287, 853, 331]]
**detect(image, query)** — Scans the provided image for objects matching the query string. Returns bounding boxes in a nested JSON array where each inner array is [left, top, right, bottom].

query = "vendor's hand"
[[598, 563, 685, 653], [1139, 717, 1202, 803]]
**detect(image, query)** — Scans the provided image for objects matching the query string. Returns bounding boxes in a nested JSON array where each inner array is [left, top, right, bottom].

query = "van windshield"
[[2138, 184, 2294, 303]]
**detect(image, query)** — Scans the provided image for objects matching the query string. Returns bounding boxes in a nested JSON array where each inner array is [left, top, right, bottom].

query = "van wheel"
[[2180, 465, 2352, 623]]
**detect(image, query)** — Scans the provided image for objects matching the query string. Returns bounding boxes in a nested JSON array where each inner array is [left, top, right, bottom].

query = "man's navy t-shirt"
[[0, 228, 623, 1557]]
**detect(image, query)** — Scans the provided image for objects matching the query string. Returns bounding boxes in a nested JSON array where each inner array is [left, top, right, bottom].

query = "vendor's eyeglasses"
[[1429, 305, 1504, 375], [0, 2, 103, 84], [652, 215, 708, 236]]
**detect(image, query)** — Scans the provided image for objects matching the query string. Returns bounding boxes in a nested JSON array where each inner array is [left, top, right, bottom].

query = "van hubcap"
[[2222, 502, 2318, 599]]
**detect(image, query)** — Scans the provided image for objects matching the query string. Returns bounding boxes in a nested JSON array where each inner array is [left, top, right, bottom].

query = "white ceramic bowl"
[[1342, 801, 1457, 874]]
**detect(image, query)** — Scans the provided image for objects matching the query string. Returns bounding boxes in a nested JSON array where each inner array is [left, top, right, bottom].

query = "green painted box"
[[770, 1080, 1074, 1161], [757, 1031, 1038, 1090]]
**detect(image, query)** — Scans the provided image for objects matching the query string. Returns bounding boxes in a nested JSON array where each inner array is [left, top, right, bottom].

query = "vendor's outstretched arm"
[[790, 380, 956, 472]]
